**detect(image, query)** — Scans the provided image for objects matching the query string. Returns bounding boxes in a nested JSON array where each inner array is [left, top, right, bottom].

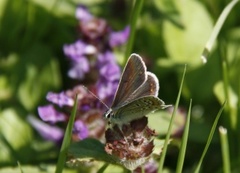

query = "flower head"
[[35, 85, 107, 143], [105, 117, 155, 170], [63, 5, 129, 93]]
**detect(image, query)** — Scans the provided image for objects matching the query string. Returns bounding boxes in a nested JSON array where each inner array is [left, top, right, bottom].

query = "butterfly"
[[104, 53, 168, 127]]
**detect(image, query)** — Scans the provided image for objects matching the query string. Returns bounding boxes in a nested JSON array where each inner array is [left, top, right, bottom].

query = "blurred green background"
[[1, 0, 240, 172]]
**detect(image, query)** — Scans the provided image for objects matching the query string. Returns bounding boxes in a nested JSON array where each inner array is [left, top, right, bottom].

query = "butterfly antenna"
[[81, 85, 110, 109]]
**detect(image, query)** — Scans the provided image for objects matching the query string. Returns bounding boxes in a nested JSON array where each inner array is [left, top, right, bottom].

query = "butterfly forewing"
[[112, 96, 165, 125], [111, 54, 147, 108]]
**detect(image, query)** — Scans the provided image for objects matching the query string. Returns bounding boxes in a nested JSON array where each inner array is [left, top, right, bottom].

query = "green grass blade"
[[141, 165, 145, 173], [97, 163, 109, 173], [55, 95, 78, 173], [219, 126, 231, 173], [17, 161, 24, 173], [201, 0, 239, 63], [176, 99, 192, 173], [158, 65, 187, 173], [124, 0, 144, 63], [194, 101, 226, 173], [222, 62, 230, 107], [221, 61, 235, 129]]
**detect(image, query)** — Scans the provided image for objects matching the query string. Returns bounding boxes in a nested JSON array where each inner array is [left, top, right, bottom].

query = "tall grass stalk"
[[219, 126, 231, 173], [221, 61, 234, 129], [17, 161, 24, 173], [124, 0, 144, 63], [194, 101, 226, 173], [158, 65, 187, 173], [176, 99, 192, 173], [55, 95, 78, 173]]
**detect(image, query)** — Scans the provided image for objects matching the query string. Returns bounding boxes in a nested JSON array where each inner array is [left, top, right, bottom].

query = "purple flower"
[[97, 51, 117, 66], [99, 63, 120, 81], [27, 115, 64, 143], [81, 18, 108, 40], [34, 5, 130, 145], [63, 41, 96, 61], [96, 80, 118, 100], [68, 57, 90, 79], [134, 159, 158, 173], [94, 52, 120, 100], [109, 26, 130, 47], [95, 51, 120, 100], [63, 6, 129, 86], [38, 104, 66, 123], [76, 5, 93, 22], [46, 92, 74, 107], [73, 120, 89, 140]]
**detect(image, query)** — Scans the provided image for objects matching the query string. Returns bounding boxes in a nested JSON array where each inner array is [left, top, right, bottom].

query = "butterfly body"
[[104, 54, 168, 126]]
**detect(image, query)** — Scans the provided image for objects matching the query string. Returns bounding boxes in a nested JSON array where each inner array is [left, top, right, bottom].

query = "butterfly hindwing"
[[111, 96, 165, 125], [127, 72, 159, 101]]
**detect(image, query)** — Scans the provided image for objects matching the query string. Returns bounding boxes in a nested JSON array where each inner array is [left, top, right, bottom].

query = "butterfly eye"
[[104, 109, 113, 119], [106, 113, 111, 119]]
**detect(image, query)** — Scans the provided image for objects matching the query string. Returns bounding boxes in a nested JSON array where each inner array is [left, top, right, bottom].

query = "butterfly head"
[[103, 108, 114, 119]]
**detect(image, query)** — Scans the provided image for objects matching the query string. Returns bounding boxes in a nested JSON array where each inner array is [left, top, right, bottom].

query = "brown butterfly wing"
[[126, 72, 159, 101], [111, 54, 147, 108]]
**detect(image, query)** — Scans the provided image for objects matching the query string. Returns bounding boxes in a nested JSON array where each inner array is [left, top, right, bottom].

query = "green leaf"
[[214, 81, 238, 127], [0, 108, 33, 163], [214, 81, 237, 112], [153, 0, 184, 29], [226, 28, 240, 64], [183, 56, 221, 103], [0, 75, 12, 101], [148, 110, 185, 136], [16, 45, 61, 111], [68, 138, 117, 165], [152, 138, 166, 156], [162, 0, 213, 67]]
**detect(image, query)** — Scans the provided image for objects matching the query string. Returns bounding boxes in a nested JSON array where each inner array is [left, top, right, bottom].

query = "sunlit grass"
[[55, 95, 78, 173]]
